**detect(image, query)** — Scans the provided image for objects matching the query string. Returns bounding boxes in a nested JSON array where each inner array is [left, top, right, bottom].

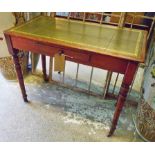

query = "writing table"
[[4, 15, 147, 136]]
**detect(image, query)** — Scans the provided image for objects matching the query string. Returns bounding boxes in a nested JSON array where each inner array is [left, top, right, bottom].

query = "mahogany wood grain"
[[11, 35, 128, 74], [4, 16, 147, 136], [90, 54, 128, 73]]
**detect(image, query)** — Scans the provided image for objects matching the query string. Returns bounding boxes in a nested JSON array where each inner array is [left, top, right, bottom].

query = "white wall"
[[0, 13, 15, 58]]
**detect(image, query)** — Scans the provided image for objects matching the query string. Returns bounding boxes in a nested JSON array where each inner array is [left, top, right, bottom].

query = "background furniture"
[[47, 12, 154, 100]]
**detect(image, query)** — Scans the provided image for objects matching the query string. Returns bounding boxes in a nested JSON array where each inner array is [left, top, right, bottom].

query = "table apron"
[[11, 36, 129, 74]]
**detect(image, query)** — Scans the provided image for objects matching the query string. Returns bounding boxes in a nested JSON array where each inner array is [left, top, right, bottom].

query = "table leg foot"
[[43, 73, 49, 82], [107, 62, 138, 136], [45, 78, 49, 82], [24, 97, 29, 103], [107, 129, 115, 137], [108, 83, 129, 137], [107, 123, 117, 137]]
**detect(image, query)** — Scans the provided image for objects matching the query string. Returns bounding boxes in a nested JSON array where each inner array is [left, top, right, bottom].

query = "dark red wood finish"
[[4, 32, 139, 137], [4, 34, 28, 102]]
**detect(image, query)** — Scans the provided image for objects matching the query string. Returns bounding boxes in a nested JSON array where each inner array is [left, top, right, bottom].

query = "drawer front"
[[11, 36, 90, 63], [11, 36, 58, 56], [62, 49, 90, 63], [90, 54, 128, 74], [11, 36, 128, 74]]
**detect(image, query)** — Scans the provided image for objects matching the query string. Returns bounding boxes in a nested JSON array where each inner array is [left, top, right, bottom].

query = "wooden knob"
[[59, 50, 64, 55], [0, 37, 3, 41]]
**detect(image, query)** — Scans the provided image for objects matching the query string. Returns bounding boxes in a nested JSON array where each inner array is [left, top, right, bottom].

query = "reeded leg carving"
[[41, 54, 48, 82], [107, 62, 138, 137], [108, 83, 129, 137], [12, 49, 28, 102]]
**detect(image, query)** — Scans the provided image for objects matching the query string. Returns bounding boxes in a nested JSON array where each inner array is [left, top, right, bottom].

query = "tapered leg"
[[108, 62, 138, 137], [49, 57, 53, 82], [41, 54, 48, 82], [108, 83, 129, 137], [103, 71, 112, 98], [31, 53, 35, 74], [12, 49, 28, 102]]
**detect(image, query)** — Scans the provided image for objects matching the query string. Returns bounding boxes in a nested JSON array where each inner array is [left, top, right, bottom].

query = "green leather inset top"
[[8, 15, 147, 62]]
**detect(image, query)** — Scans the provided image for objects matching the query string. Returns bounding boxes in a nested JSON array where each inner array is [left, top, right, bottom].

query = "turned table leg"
[[12, 49, 28, 102], [108, 62, 138, 137], [41, 54, 48, 82]]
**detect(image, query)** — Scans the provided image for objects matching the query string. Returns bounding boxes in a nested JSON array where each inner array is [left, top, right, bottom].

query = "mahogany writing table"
[[4, 15, 147, 136]]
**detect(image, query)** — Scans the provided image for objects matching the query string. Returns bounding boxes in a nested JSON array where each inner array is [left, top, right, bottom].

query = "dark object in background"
[[143, 12, 155, 28], [143, 12, 155, 49]]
